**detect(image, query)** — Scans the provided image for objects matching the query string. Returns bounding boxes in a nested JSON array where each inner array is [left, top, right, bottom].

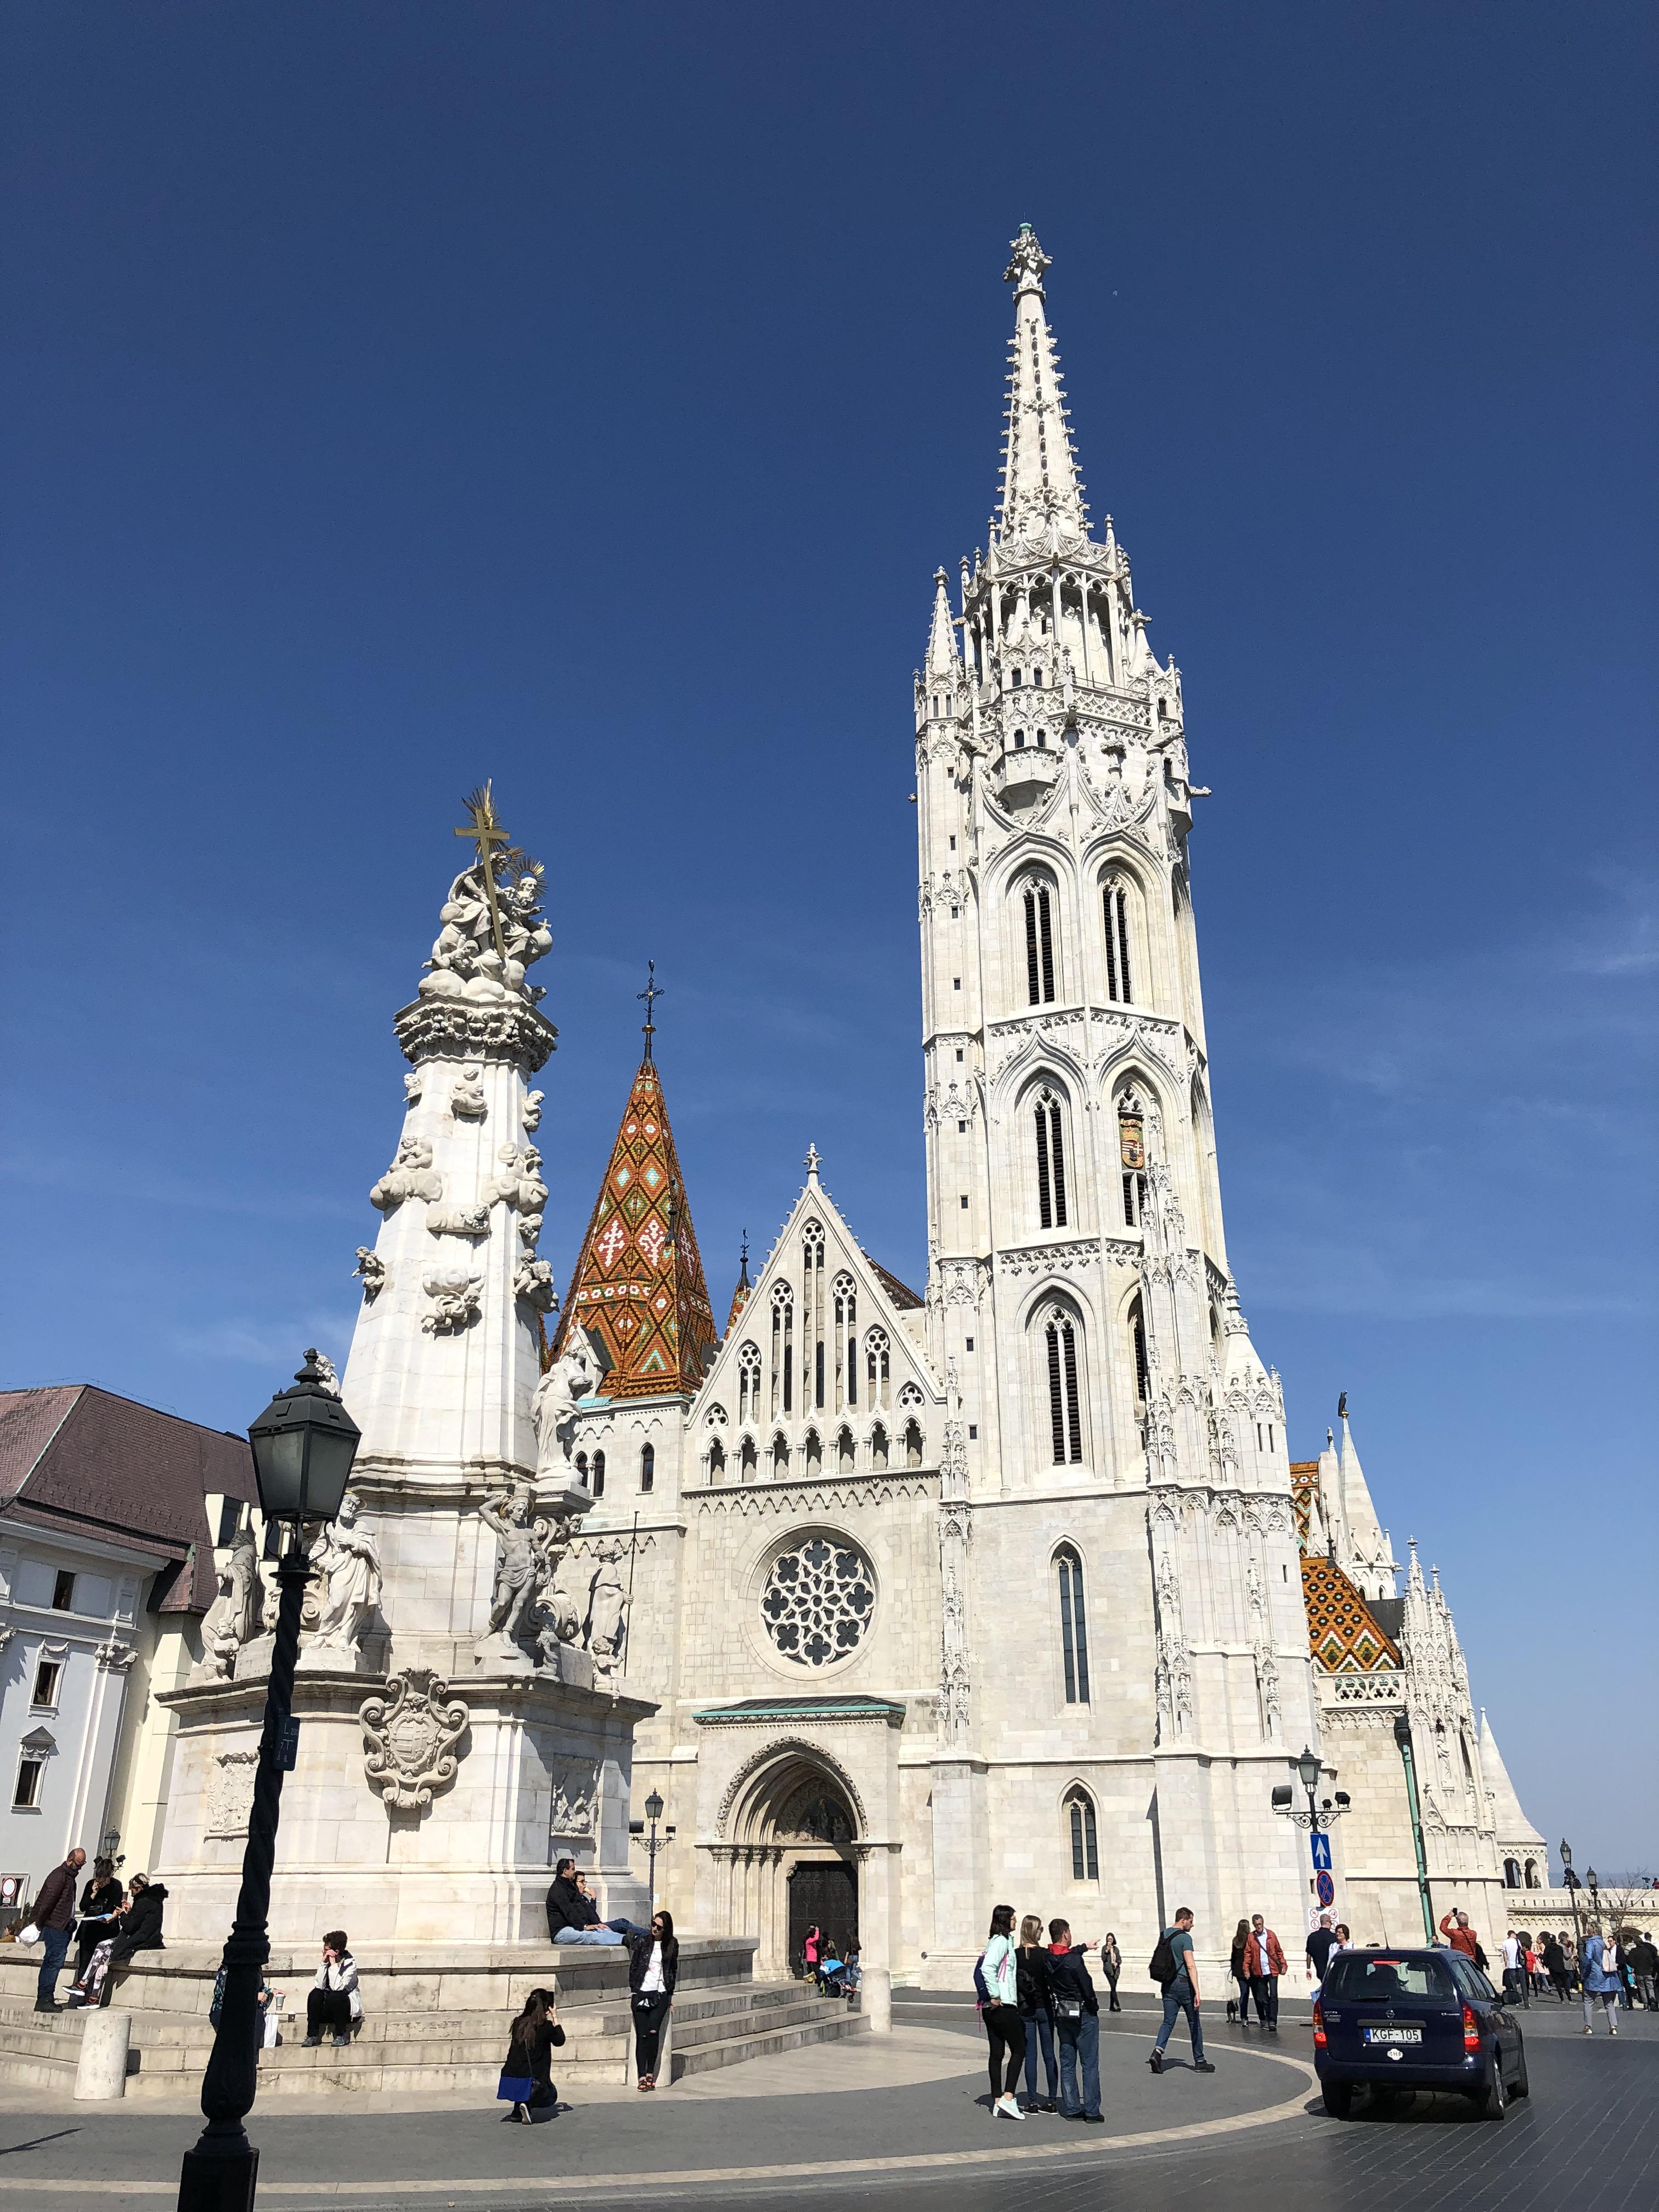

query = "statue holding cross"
[[419, 781, 552, 1005]]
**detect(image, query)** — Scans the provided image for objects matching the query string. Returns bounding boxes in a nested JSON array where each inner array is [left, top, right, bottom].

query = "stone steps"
[[0, 1969, 861, 2098]]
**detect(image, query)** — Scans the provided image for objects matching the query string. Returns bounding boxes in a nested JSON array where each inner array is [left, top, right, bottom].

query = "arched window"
[[1023, 881, 1056, 1005], [740, 1435, 757, 1481], [737, 1342, 761, 1427], [804, 1428, 822, 1475], [1523, 1858, 1539, 1888], [591, 1449, 606, 1500], [1117, 1089, 1148, 1226], [1103, 881, 1133, 1005], [1504, 1858, 1522, 1889], [1128, 1297, 1150, 1406], [708, 1437, 726, 1483], [870, 1423, 889, 1472], [865, 1327, 890, 1409], [836, 1425, 855, 1474], [902, 1419, 923, 1468], [770, 1283, 794, 1418], [575, 1451, 589, 1489], [772, 1431, 789, 1477], [1033, 1087, 1068, 1230], [1056, 1547, 1090, 1703], [640, 1443, 655, 1494], [833, 1272, 857, 1410], [802, 1221, 827, 1410], [1044, 1307, 1084, 1464], [1065, 1788, 1100, 1882]]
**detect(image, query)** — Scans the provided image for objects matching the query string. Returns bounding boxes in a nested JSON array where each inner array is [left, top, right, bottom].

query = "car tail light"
[[1462, 2002, 1481, 2053], [1312, 1999, 1327, 2048]]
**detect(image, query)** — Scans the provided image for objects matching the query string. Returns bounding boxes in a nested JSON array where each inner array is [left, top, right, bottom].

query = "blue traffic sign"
[[1310, 1831, 1332, 1871], [1316, 1870, 1335, 1908]]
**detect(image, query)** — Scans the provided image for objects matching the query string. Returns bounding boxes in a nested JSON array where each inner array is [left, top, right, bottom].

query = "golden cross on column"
[[455, 781, 511, 964]]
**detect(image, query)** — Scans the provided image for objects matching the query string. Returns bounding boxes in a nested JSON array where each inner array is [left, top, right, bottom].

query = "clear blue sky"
[[3, 4, 1654, 1870]]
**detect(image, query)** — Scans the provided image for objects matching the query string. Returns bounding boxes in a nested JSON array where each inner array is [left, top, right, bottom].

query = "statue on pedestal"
[[474, 1490, 541, 1663], [584, 1539, 630, 1684], [530, 1331, 601, 1475], [191, 1526, 263, 1684], [307, 1494, 384, 1660]]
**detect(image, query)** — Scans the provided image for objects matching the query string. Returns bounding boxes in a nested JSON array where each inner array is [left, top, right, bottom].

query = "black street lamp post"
[[1271, 1745, 1351, 1833], [1560, 1839, 1583, 1954], [177, 1355, 360, 2212]]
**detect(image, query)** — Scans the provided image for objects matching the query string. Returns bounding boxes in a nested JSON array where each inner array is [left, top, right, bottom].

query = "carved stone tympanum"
[[360, 1668, 470, 1812]]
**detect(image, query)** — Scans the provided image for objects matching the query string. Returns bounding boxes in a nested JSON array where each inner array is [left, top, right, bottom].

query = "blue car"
[[1313, 1947, 1528, 2120]]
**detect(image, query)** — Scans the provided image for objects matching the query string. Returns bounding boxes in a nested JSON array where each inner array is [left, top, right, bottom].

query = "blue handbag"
[[497, 2071, 535, 2102]]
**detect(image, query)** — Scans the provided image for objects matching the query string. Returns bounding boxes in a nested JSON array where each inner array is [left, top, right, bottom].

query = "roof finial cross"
[[637, 960, 663, 1062], [804, 1143, 821, 1179]]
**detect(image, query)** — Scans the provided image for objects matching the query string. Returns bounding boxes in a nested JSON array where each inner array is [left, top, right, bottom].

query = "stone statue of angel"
[[308, 1493, 383, 1656], [584, 1538, 630, 1683]]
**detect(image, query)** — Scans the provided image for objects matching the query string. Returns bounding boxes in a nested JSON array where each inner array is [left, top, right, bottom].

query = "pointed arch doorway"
[[716, 1745, 862, 1978]]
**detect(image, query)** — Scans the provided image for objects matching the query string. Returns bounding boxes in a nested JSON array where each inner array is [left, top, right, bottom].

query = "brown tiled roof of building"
[[1301, 1554, 1403, 1673], [1288, 1459, 1319, 1549], [0, 1385, 256, 1612], [864, 1256, 924, 1312]]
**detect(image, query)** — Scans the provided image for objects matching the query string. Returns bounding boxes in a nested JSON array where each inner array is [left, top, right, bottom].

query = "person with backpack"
[[1148, 1908, 1214, 2075], [979, 1904, 1025, 2120], [1581, 1926, 1621, 2036], [1542, 1930, 1571, 2001], [1046, 1919, 1103, 2122], [1015, 1913, 1058, 2112]]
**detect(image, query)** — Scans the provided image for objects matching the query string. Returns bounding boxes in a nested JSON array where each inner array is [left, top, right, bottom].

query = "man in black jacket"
[[1046, 1920, 1103, 2124], [30, 1848, 84, 2012]]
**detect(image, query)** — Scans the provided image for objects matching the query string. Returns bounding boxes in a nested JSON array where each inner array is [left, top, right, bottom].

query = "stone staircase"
[[0, 1937, 865, 2099]]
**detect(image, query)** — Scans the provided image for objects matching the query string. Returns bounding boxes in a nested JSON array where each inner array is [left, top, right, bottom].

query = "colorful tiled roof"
[[1288, 1459, 1319, 1549], [1301, 1555, 1403, 1673], [555, 1059, 719, 1399]]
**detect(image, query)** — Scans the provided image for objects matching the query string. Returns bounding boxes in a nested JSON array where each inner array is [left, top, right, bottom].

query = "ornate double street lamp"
[[630, 1789, 668, 1910], [178, 1354, 361, 2212], [1272, 1745, 1351, 1932]]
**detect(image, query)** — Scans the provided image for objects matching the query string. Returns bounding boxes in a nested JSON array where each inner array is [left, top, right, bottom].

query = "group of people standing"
[[977, 1908, 1127, 2123]]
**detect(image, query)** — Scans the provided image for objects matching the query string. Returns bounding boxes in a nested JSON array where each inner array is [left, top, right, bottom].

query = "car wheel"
[[1322, 2082, 1353, 2119], [1511, 2044, 1530, 2100], [1475, 2067, 1507, 2122]]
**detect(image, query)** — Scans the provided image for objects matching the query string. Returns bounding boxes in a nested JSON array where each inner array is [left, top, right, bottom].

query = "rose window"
[[760, 1537, 875, 1668]]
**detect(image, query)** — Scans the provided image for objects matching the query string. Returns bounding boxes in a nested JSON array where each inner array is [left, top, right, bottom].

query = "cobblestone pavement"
[[0, 1990, 1651, 2211]]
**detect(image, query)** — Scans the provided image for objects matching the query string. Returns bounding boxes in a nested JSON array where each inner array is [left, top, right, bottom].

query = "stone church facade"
[[547, 229, 1547, 1988]]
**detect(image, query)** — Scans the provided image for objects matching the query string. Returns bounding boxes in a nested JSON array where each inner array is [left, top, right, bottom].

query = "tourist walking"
[[303, 1930, 362, 2047], [1015, 1913, 1058, 2112], [1149, 1908, 1214, 2075], [1306, 1912, 1338, 1988], [1047, 1919, 1102, 2123], [1542, 1931, 1571, 2001], [1500, 1930, 1530, 2008], [1627, 1930, 1658, 2010], [498, 1986, 565, 2123], [1229, 1918, 1253, 2023], [980, 1905, 1026, 2120], [629, 1910, 678, 2090], [1580, 1928, 1621, 2036], [73, 1859, 123, 1984], [1099, 1932, 1122, 2012], [1244, 1914, 1286, 2030], [26, 1847, 84, 2013]]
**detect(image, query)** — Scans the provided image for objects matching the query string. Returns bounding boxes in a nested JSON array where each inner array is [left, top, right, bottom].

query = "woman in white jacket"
[[981, 1905, 1025, 2120], [303, 1931, 363, 2049]]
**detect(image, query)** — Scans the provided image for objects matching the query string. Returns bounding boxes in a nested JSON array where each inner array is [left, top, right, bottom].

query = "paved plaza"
[[0, 1991, 1653, 2212]]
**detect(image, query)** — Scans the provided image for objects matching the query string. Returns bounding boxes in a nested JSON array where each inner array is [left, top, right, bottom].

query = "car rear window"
[[1323, 1954, 1457, 2002]]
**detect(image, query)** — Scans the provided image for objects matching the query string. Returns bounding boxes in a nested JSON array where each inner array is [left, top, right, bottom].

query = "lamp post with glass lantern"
[[1560, 1839, 1584, 1957], [1272, 1746, 1350, 1934], [177, 1353, 360, 2212], [630, 1790, 667, 1911]]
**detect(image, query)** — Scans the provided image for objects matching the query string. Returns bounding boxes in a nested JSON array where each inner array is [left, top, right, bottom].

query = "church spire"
[[555, 1052, 718, 1398], [997, 226, 1088, 541], [926, 568, 960, 677]]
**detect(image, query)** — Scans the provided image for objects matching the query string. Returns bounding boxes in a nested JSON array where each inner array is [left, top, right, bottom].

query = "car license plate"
[[1363, 2025, 1422, 2045]]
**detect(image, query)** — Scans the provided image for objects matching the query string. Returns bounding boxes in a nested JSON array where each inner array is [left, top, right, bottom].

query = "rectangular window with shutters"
[[13, 1758, 44, 1811], [30, 1661, 61, 1710]]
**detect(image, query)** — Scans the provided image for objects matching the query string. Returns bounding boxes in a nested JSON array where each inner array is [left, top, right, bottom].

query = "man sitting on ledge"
[[545, 1858, 648, 1946]]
